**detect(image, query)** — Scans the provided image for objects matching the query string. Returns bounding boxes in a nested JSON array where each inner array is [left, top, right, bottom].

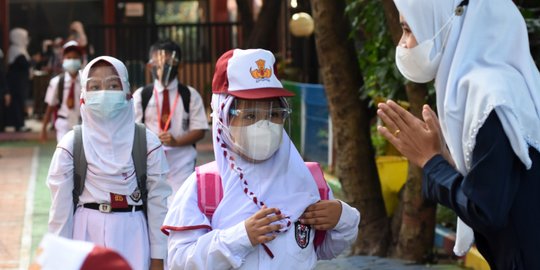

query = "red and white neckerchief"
[[215, 99, 292, 259], [153, 87, 180, 132]]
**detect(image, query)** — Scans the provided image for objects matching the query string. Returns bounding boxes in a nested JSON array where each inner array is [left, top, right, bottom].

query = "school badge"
[[130, 188, 142, 202], [250, 59, 272, 82], [294, 221, 311, 249]]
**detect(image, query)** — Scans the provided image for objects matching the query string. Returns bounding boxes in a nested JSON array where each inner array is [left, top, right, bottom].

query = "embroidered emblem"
[[294, 221, 311, 249], [130, 189, 141, 202], [250, 59, 272, 82], [110, 193, 128, 209]]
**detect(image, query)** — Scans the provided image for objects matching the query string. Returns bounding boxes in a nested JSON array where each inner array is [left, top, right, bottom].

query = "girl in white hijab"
[[46, 56, 171, 270], [378, 0, 540, 269], [162, 49, 360, 269], [7, 28, 30, 64]]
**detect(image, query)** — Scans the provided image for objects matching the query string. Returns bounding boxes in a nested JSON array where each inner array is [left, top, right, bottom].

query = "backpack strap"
[[132, 123, 148, 217], [56, 74, 65, 108], [177, 83, 191, 114], [140, 85, 153, 124], [196, 161, 222, 221], [141, 83, 191, 122], [72, 125, 86, 210], [305, 162, 329, 248], [196, 161, 330, 248], [305, 162, 330, 200], [72, 124, 148, 215]]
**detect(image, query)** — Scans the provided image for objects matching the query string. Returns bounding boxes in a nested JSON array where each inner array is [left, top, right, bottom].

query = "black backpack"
[[55, 74, 65, 108], [140, 82, 191, 124], [72, 123, 148, 216]]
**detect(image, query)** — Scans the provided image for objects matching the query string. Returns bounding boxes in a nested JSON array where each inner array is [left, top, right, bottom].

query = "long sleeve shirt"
[[47, 128, 171, 259], [165, 173, 360, 270], [423, 111, 540, 270]]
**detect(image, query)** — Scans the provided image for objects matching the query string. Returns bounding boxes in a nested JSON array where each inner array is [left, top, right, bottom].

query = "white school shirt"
[[164, 173, 361, 270], [44, 72, 82, 128], [46, 128, 171, 260], [133, 78, 209, 192]]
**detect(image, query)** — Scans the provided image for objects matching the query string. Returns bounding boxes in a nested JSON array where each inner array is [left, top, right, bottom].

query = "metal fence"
[[86, 22, 243, 106]]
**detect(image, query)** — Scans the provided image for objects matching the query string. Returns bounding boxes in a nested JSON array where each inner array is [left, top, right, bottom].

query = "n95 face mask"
[[395, 14, 455, 83], [230, 120, 283, 161], [395, 41, 442, 83]]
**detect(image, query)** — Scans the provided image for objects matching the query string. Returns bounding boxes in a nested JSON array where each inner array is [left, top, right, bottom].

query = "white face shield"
[[217, 97, 293, 169], [149, 49, 179, 88]]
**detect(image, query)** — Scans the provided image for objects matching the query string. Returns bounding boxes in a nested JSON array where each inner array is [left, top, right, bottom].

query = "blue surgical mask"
[[62, 59, 82, 73], [84, 90, 128, 119]]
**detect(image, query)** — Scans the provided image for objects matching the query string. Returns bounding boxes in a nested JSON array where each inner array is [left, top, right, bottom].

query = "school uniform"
[[163, 172, 360, 270], [133, 78, 209, 194], [44, 72, 81, 142], [47, 56, 171, 270], [162, 49, 360, 270]]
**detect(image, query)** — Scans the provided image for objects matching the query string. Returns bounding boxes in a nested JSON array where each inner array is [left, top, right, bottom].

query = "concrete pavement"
[[0, 118, 465, 270]]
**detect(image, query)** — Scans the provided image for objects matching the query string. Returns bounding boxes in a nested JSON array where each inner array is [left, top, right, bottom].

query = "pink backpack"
[[196, 161, 329, 248]]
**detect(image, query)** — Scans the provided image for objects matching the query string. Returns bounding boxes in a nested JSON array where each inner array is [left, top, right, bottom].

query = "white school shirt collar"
[[153, 78, 178, 93]]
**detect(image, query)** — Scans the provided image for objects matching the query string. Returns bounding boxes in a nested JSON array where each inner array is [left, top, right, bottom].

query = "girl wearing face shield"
[[162, 49, 360, 269], [46, 56, 171, 270], [377, 0, 540, 269]]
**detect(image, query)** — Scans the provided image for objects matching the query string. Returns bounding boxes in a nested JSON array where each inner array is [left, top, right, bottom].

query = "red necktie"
[[161, 89, 170, 131], [66, 80, 75, 109]]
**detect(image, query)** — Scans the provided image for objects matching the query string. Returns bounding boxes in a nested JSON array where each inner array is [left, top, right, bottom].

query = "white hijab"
[[79, 56, 137, 195], [8, 28, 30, 64], [395, 0, 540, 256], [166, 93, 320, 233], [209, 94, 320, 231]]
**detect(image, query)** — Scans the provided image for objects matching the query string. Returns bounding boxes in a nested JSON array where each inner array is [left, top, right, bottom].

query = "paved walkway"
[[0, 147, 36, 270], [0, 119, 465, 270]]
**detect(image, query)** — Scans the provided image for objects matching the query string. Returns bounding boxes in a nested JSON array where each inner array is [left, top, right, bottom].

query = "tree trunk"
[[246, 0, 282, 49], [381, 0, 437, 262], [310, 0, 389, 256], [388, 84, 437, 261], [235, 0, 254, 46]]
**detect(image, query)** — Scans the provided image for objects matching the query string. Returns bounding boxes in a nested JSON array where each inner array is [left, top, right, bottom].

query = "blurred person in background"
[[40, 41, 83, 143], [68, 21, 93, 65], [6, 27, 32, 132], [0, 49, 7, 132]]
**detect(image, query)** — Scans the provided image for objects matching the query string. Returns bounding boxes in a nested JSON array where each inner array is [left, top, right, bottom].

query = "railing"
[[86, 22, 243, 106]]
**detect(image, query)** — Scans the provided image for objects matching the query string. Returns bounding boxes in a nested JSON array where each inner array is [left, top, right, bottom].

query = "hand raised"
[[421, 104, 455, 167], [245, 206, 285, 246], [300, 200, 342, 230], [377, 100, 443, 168]]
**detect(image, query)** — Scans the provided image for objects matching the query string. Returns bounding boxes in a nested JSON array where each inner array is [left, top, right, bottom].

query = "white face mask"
[[84, 90, 128, 119], [395, 41, 443, 83], [395, 15, 454, 83], [63, 59, 82, 73], [230, 120, 283, 161]]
